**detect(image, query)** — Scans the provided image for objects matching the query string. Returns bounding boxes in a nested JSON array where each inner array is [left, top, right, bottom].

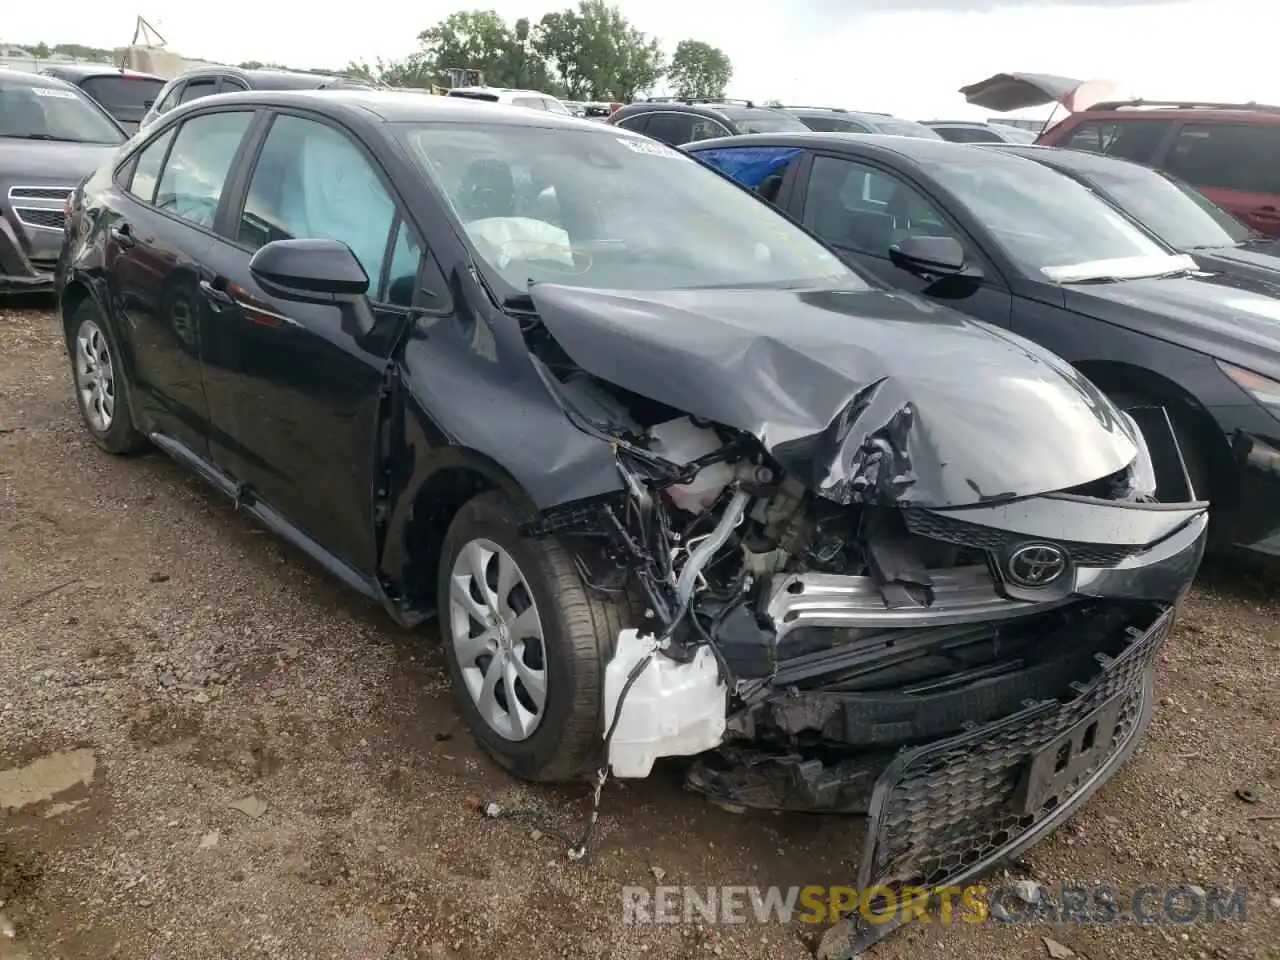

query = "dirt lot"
[[1, 301, 1278, 960]]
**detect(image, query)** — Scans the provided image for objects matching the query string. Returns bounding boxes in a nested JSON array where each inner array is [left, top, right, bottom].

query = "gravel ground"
[[1, 300, 1278, 960]]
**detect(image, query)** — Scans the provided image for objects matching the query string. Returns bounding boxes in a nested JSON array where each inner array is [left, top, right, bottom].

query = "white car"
[[445, 86, 573, 116]]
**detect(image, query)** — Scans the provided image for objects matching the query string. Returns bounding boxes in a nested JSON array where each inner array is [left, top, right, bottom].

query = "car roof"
[[39, 63, 164, 81], [685, 130, 1032, 167], [448, 85, 556, 97], [0, 67, 81, 91], [925, 120, 991, 128], [179, 88, 623, 129], [172, 65, 359, 89], [1067, 102, 1280, 125]]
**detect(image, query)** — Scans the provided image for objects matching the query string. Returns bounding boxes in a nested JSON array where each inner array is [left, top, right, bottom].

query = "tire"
[[436, 490, 639, 782], [66, 301, 148, 455], [1109, 392, 1209, 502]]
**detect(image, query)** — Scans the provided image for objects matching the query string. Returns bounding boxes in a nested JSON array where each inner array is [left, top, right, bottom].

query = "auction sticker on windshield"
[[617, 137, 681, 159], [31, 88, 79, 99]]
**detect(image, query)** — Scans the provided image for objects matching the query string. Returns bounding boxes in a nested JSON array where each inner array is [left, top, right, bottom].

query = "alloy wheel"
[[448, 538, 548, 741], [74, 319, 115, 433]]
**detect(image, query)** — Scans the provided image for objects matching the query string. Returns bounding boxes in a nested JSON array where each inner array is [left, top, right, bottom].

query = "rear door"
[[643, 112, 697, 146], [789, 151, 1013, 325], [106, 108, 258, 456], [196, 110, 421, 572], [1156, 122, 1280, 236]]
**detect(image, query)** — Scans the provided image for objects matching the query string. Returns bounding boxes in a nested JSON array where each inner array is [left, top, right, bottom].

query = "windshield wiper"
[[3, 133, 89, 143]]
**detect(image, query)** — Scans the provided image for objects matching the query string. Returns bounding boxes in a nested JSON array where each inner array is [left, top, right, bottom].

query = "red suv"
[[1037, 100, 1280, 236]]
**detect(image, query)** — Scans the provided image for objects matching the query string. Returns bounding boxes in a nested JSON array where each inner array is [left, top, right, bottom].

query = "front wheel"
[[66, 302, 147, 455], [437, 490, 637, 782]]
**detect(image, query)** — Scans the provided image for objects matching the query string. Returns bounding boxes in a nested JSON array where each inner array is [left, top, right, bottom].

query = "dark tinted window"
[[128, 128, 176, 202], [614, 114, 649, 133], [689, 117, 731, 142], [384, 219, 423, 306], [796, 114, 842, 132], [643, 113, 695, 146], [238, 114, 398, 288], [936, 125, 1002, 143], [154, 111, 253, 227], [80, 76, 166, 112], [720, 107, 810, 134], [222, 77, 249, 92], [1163, 123, 1280, 196], [179, 78, 219, 104]]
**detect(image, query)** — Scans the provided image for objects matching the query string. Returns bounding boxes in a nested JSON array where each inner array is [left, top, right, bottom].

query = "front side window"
[[128, 127, 176, 202], [1062, 122, 1115, 153], [385, 219, 423, 306], [1103, 120, 1172, 162], [397, 123, 857, 295], [923, 155, 1177, 280], [1163, 123, 1280, 196], [1082, 161, 1253, 250], [802, 156, 958, 257], [154, 111, 253, 228], [0, 77, 124, 145], [238, 114, 398, 292], [614, 114, 649, 133]]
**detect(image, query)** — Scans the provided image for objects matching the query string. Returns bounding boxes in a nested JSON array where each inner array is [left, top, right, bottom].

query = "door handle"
[[199, 278, 236, 308], [109, 223, 135, 248]]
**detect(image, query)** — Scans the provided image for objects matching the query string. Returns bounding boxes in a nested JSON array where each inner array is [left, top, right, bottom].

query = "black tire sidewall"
[[436, 491, 600, 781]]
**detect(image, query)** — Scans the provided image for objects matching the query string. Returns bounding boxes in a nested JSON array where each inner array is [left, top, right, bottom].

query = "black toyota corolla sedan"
[[984, 142, 1280, 285], [687, 132, 1280, 561], [58, 89, 1204, 958]]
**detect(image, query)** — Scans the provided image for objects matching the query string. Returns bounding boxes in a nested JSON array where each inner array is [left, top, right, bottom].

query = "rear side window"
[[614, 114, 649, 133], [512, 97, 546, 111], [938, 125, 1002, 143], [795, 114, 843, 133], [1063, 119, 1171, 162], [180, 78, 219, 104], [1163, 123, 1280, 196], [128, 128, 176, 202], [644, 113, 695, 146], [154, 111, 253, 228], [154, 82, 182, 114], [81, 76, 166, 112], [689, 118, 731, 142]]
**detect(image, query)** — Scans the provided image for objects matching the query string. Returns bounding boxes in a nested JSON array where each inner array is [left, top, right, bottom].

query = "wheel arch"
[[384, 445, 539, 615], [1074, 358, 1234, 500]]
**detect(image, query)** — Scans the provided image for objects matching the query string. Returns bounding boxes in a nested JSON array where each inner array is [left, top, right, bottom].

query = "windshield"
[[1078, 162, 1254, 250], [396, 122, 859, 295], [873, 119, 943, 139], [0, 77, 124, 144], [720, 108, 811, 134], [925, 156, 1178, 280]]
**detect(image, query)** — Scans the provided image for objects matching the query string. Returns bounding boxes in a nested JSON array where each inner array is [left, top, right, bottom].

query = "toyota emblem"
[[1006, 543, 1067, 587]]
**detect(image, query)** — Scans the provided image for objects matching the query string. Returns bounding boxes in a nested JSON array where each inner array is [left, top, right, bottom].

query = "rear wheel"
[[437, 490, 638, 782], [67, 302, 147, 455]]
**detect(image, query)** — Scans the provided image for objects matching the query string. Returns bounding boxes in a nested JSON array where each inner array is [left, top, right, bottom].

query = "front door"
[[1158, 122, 1280, 237], [109, 110, 256, 455], [791, 152, 1014, 326], [197, 112, 421, 573]]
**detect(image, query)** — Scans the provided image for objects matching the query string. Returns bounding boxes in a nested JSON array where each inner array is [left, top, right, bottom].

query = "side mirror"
[[889, 235, 983, 280], [249, 239, 375, 335]]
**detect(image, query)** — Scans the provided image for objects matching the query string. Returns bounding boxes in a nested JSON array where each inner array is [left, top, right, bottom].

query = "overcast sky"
[[3, 0, 1263, 120]]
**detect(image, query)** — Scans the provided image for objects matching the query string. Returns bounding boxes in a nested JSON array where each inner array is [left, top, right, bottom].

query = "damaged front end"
[[516, 284, 1207, 958]]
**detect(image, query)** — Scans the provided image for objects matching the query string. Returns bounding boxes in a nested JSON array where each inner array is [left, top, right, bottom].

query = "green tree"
[[31, 42, 52, 58], [535, 0, 664, 102], [417, 9, 518, 87], [667, 40, 732, 100]]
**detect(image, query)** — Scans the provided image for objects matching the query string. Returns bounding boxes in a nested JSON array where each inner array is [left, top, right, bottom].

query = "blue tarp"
[[693, 147, 803, 189]]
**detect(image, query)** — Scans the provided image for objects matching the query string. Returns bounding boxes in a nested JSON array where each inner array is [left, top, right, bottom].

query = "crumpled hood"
[[528, 284, 1140, 508], [1064, 272, 1280, 379]]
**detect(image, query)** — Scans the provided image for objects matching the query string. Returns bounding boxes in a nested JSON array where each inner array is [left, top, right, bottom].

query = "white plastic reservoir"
[[602, 630, 728, 778], [646, 417, 734, 513]]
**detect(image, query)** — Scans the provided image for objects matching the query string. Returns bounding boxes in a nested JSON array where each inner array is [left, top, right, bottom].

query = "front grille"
[[856, 604, 1170, 892], [903, 508, 1139, 566], [8, 185, 73, 201], [13, 207, 65, 231]]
